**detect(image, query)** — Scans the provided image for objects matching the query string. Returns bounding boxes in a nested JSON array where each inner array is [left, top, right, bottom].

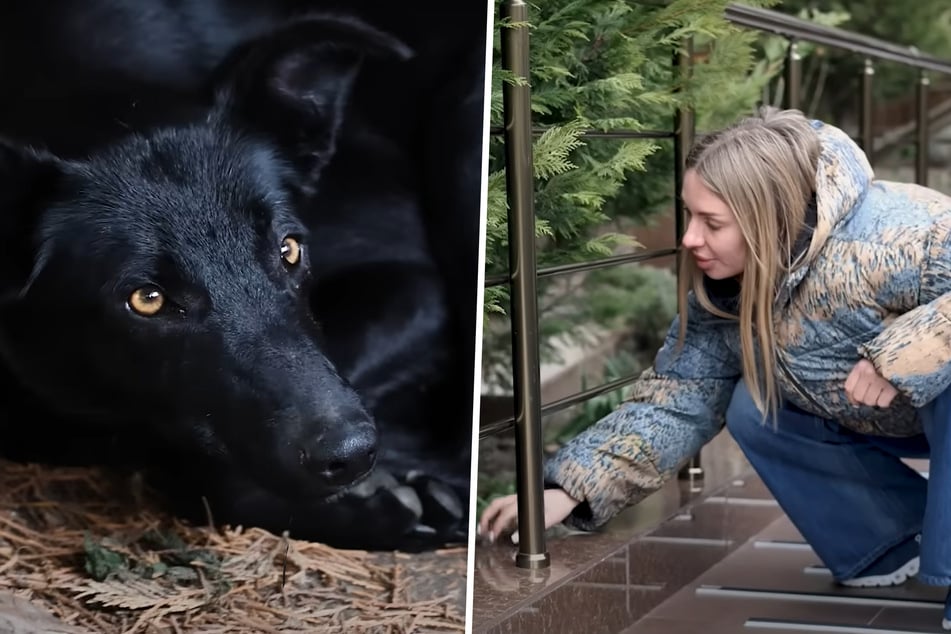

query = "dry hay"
[[0, 461, 467, 633]]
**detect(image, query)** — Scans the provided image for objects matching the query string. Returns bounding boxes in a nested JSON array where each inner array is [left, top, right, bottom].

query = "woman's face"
[[680, 169, 747, 280]]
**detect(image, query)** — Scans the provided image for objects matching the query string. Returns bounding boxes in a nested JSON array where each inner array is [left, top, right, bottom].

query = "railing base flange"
[[516, 551, 552, 569]]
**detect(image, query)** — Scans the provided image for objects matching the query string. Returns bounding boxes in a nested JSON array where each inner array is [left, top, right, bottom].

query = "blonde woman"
[[479, 107, 951, 629]]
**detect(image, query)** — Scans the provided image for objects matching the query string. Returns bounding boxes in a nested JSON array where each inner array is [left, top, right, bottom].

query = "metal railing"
[[484, 0, 951, 569], [724, 3, 951, 184]]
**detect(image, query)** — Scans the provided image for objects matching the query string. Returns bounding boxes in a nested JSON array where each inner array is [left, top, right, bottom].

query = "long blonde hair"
[[677, 107, 821, 418]]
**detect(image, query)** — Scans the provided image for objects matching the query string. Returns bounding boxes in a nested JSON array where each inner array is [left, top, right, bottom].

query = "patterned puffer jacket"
[[544, 119, 951, 531]]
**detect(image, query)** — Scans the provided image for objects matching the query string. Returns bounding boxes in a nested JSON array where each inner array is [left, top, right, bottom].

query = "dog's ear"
[[211, 16, 412, 193], [0, 140, 64, 302]]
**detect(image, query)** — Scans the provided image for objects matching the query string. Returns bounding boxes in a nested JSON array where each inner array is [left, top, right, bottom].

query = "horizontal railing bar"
[[485, 247, 679, 288], [540, 372, 639, 417], [489, 125, 675, 139], [725, 2, 951, 75], [479, 417, 515, 437], [568, 130, 676, 139], [479, 372, 640, 438]]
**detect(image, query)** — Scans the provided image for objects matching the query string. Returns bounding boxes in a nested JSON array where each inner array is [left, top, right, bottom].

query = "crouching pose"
[[480, 107, 951, 629]]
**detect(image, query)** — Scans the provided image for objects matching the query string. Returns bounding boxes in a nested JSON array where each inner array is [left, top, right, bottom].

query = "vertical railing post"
[[673, 40, 694, 247], [501, 0, 550, 570], [785, 39, 802, 111], [916, 69, 930, 186], [673, 40, 702, 490], [859, 58, 875, 164]]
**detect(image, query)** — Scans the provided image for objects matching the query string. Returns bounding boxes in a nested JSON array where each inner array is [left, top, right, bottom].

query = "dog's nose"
[[301, 420, 378, 487]]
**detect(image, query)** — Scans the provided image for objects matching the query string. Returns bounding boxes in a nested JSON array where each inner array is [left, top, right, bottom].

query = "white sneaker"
[[840, 535, 921, 588], [840, 556, 919, 588]]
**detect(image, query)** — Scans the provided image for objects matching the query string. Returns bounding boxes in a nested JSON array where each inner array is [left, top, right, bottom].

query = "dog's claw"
[[390, 484, 423, 520], [410, 524, 438, 538], [411, 473, 464, 527], [349, 468, 400, 497]]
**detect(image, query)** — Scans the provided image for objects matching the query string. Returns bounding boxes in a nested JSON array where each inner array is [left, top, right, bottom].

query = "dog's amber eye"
[[128, 286, 165, 316], [281, 236, 301, 266]]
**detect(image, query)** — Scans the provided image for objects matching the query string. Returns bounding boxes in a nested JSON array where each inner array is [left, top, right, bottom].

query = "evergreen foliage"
[[482, 0, 779, 389]]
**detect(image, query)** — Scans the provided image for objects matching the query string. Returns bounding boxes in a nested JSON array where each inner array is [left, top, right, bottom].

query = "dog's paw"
[[342, 467, 467, 551], [404, 470, 467, 540]]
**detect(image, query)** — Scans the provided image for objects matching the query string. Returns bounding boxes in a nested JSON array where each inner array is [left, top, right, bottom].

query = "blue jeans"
[[726, 379, 951, 586]]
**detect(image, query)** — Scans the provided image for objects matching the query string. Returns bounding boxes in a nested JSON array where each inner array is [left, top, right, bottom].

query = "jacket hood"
[[813, 119, 874, 237], [782, 119, 874, 294]]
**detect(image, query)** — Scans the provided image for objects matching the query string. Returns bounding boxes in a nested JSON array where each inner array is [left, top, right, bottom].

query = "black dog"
[[0, 4, 486, 551]]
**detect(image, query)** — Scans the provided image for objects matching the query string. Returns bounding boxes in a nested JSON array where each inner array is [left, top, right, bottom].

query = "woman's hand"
[[478, 487, 581, 543], [845, 358, 898, 408]]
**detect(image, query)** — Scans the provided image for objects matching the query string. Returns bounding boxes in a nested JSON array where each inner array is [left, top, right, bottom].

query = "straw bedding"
[[0, 461, 467, 633]]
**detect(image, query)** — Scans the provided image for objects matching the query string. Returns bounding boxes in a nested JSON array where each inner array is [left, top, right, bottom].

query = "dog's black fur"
[[0, 2, 486, 551]]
